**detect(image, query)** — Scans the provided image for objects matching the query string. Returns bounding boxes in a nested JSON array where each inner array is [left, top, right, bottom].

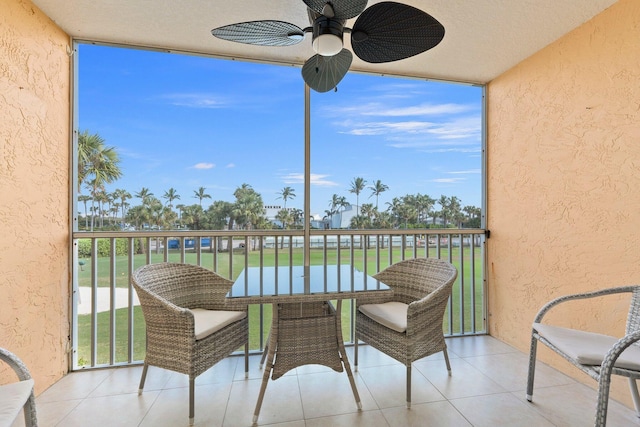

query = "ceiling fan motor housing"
[[312, 15, 344, 56]]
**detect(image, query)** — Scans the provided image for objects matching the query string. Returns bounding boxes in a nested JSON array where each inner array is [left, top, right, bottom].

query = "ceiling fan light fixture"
[[211, 1, 445, 92], [312, 33, 342, 56], [311, 15, 344, 57]]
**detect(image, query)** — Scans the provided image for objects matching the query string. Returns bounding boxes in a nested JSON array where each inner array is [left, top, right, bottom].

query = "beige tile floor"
[[12, 336, 640, 426]]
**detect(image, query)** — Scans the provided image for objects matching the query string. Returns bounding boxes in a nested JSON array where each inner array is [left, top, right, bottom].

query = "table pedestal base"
[[252, 300, 361, 425]]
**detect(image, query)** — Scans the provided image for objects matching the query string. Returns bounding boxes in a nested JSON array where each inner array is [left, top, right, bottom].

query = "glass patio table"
[[227, 264, 392, 425]]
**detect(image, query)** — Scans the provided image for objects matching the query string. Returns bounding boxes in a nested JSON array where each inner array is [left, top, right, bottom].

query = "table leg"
[[259, 331, 270, 369], [252, 303, 279, 425], [334, 300, 362, 409]]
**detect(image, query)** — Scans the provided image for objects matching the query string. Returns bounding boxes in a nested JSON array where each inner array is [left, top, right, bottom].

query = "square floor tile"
[[450, 392, 555, 427], [382, 400, 472, 427], [358, 363, 445, 409]]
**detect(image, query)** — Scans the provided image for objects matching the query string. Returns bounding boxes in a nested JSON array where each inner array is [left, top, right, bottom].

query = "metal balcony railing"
[[71, 229, 486, 369]]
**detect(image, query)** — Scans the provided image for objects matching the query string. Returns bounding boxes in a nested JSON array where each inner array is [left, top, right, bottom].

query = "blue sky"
[[78, 44, 482, 217]]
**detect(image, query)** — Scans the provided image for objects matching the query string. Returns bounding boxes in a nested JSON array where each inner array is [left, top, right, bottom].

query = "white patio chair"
[[0, 347, 37, 427], [526, 285, 640, 426]]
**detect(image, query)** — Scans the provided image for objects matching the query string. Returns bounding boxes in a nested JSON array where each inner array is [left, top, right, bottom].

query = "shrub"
[[77, 238, 133, 258]]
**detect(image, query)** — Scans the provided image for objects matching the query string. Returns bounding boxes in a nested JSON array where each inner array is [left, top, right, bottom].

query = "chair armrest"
[[223, 299, 249, 312], [134, 281, 186, 313], [406, 283, 452, 337], [0, 348, 32, 382], [355, 292, 397, 307], [533, 286, 638, 324], [134, 284, 196, 336], [600, 330, 640, 376]]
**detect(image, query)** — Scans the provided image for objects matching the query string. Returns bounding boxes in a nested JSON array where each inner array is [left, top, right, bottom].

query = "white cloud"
[[192, 162, 215, 170], [226, 163, 235, 168], [326, 101, 475, 118], [432, 177, 466, 184], [448, 169, 481, 175], [160, 93, 229, 109], [430, 169, 480, 184], [344, 115, 481, 143], [281, 173, 340, 187], [362, 103, 474, 117], [346, 121, 436, 136], [417, 147, 481, 154]]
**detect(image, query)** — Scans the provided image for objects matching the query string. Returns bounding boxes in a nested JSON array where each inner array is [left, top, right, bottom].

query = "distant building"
[[263, 205, 324, 229], [328, 203, 358, 229]]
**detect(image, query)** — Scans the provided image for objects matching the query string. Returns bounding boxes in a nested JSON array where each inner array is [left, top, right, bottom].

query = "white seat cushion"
[[534, 323, 640, 371], [191, 308, 246, 340], [359, 302, 409, 333], [0, 378, 33, 426]]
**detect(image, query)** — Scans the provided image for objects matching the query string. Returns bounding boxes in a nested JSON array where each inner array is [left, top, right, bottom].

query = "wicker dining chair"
[[354, 257, 458, 408], [527, 285, 640, 426], [132, 262, 249, 425]]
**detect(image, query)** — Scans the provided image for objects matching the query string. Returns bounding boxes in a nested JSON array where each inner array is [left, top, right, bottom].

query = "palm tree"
[[146, 197, 164, 230], [438, 195, 451, 227], [463, 205, 482, 229], [369, 179, 389, 209], [132, 187, 154, 252], [206, 200, 233, 230], [163, 188, 180, 210], [276, 187, 296, 209], [78, 194, 91, 229], [290, 208, 303, 228], [112, 188, 131, 228], [193, 187, 211, 208], [78, 130, 122, 230], [85, 180, 104, 230], [449, 196, 463, 227], [328, 194, 348, 228], [414, 193, 436, 225], [175, 203, 185, 223], [393, 197, 417, 229], [125, 205, 148, 231], [349, 177, 367, 215], [109, 204, 120, 224], [135, 187, 154, 205], [94, 190, 109, 228], [182, 204, 205, 230], [350, 215, 368, 230], [77, 130, 122, 189], [328, 194, 341, 220], [105, 191, 116, 226], [275, 209, 291, 230], [275, 209, 292, 248], [360, 203, 376, 222], [232, 184, 265, 250], [373, 211, 394, 248], [359, 203, 376, 248], [232, 184, 264, 230]]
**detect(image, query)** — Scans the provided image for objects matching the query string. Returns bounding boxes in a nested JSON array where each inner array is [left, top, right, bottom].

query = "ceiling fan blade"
[[351, 2, 445, 63], [212, 21, 305, 46], [303, 0, 368, 20], [301, 49, 353, 92]]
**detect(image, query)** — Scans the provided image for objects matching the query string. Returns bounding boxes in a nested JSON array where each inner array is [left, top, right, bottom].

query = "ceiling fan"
[[211, 1, 445, 93]]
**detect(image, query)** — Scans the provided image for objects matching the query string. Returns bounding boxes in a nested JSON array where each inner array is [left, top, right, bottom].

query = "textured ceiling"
[[33, 0, 618, 84]]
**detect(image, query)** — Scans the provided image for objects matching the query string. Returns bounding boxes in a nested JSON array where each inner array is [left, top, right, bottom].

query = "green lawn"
[[76, 245, 484, 366]]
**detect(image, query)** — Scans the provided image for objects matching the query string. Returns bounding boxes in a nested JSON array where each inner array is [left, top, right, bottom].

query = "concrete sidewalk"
[[77, 287, 140, 315]]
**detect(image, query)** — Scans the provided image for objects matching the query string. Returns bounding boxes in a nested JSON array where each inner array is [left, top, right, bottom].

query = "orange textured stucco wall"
[[486, 0, 640, 407], [0, 0, 70, 393]]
